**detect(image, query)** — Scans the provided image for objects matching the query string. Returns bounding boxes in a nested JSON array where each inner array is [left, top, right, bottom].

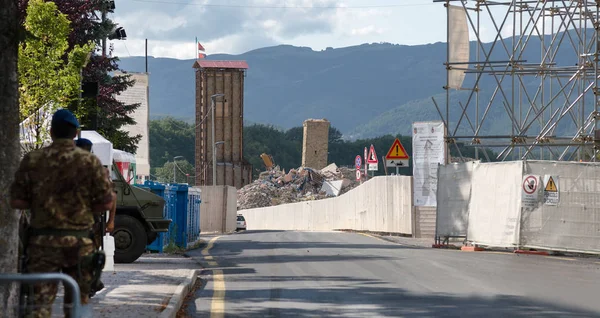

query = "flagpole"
[[195, 36, 197, 59]]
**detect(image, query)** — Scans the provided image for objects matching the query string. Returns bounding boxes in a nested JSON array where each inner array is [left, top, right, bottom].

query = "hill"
[[119, 33, 588, 139], [118, 42, 445, 136]]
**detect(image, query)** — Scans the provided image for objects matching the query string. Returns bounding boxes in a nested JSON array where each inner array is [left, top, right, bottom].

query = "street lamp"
[[173, 156, 184, 183], [211, 93, 225, 186]]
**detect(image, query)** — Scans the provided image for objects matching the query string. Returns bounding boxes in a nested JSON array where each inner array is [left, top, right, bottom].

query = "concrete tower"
[[302, 119, 330, 170]]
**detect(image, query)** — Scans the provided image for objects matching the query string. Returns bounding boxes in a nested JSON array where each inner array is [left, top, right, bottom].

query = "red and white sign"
[[355, 155, 362, 169], [367, 144, 378, 171], [363, 147, 368, 175], [523, 175, 538, 194], [356, 169, 361, 181], [367, 145, 378, 164], [521, 174, 540, 208]]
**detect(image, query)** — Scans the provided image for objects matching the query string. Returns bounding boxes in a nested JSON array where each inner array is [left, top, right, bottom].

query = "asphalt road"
[[185, 231, 600, 318]]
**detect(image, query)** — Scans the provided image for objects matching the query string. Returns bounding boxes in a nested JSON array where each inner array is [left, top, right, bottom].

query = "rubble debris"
[[237, 163, 362, 210]]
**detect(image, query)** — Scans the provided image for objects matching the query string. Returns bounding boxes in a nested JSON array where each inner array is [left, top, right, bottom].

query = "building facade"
[[115, 71, 150, 184], [193, 60, 252, 188]]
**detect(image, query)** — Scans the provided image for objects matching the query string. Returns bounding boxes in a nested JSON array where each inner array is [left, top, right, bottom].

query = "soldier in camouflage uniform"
[[10, 109, 113, 318], [75, 138, 117, 297]]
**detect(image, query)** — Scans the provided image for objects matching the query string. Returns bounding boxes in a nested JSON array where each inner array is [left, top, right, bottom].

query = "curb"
[[514, 249, 550, 256], [461, 245, 486, 252], [159, 269, 200, 318]]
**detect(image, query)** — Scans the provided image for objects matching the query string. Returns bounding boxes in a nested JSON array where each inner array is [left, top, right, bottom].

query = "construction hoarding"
[[436, 160, 600, 254], [467, 161, 523, 248], [520, 161, 600, 253], [435, 161, 475, 238], [412, 121, 446, 207]]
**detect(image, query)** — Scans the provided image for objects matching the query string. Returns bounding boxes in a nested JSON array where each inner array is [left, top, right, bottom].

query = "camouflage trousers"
[[25, 238, 94, 318], [92, 221, 103, 250]]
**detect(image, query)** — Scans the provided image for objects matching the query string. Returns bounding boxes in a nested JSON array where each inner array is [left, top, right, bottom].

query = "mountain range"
[[118, 33, 590, 140]]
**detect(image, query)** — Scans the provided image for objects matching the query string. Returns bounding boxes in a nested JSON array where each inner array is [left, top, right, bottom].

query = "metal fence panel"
[[436, 161, 476, 238], [467, 161, 523, 247], [521, 161, 600, 253]]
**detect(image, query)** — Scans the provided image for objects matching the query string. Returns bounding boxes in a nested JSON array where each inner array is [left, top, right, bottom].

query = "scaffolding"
[[435, 0, 600, 162]]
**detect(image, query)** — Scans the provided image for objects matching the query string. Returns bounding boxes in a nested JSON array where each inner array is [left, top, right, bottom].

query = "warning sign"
[[385, 138, 409, 159], [545, 176, 557, 192], [522, 175, 540, 208], [385, 138, 409, 168], [543, 175, 559, 206], [367, 144, 378, 171], [367, 145, 378, 164]]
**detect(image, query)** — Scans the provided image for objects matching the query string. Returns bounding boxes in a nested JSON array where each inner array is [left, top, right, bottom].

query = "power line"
[[174, 160, 194, 177], [130, 0, 435, 9]]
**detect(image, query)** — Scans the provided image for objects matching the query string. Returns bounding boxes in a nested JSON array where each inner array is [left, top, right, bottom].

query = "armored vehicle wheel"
[[113, 214, 147, 263]]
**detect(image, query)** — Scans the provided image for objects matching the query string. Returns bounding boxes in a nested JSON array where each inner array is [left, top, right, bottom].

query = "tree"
[[18, 0, 142, 154], [154, 160, 195, 184], [149, 117, 195, 171], [19, 0, 94, 152], [0, 0, 22, 315]]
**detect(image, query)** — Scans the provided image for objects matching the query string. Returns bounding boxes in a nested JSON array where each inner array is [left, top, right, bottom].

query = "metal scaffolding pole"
[[437, 0, 600, 162]]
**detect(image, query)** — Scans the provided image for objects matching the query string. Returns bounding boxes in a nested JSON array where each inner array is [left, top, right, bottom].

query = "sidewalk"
[[50, 253, 200, 318]]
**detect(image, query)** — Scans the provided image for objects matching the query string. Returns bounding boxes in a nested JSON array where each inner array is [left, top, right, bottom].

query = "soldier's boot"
[[89, 279, 105, 298]]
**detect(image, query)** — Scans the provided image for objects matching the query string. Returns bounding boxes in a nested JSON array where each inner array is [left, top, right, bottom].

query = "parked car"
[[236, 214, 247, 231]]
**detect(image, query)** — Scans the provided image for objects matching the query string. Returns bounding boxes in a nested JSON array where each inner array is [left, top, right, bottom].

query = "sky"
[[109, 0, 544, 60], [109, 0, 452, 59]]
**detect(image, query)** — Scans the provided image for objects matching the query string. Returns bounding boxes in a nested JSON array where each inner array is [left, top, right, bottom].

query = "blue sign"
[[355, 155, 362, 169]]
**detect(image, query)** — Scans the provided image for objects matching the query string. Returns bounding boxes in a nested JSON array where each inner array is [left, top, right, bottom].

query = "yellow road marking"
[[201, 236, 225, 318], [211, 269, 225, 318]]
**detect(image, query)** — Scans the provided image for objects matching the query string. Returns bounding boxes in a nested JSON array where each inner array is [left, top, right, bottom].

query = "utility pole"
[[211, 94, 225, 186], [101, 3, 107, 58]]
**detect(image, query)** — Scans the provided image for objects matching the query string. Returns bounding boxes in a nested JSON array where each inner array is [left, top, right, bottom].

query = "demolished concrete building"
[[237, 163, 361, 210]]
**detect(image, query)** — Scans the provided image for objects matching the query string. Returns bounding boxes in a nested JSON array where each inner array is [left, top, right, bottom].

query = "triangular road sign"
[[545, 176, 557, 192], [367, 144, 378, 164], [386, 138, 409, 159]]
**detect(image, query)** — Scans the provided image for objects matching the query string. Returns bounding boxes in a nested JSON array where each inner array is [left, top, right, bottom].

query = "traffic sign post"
[[367, 144, 378, 176], [385, 138, 410, 175], [363, 147, 368, 179], [355, 155, 362, 170]]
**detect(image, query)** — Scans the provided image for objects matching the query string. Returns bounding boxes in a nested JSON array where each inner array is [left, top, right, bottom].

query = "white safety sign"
[[522, 174, 541, 208], [543, 175, 559, 206]]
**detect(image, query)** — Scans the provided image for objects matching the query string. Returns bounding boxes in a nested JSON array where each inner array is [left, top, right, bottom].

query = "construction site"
[[233, 0, 600, 255]]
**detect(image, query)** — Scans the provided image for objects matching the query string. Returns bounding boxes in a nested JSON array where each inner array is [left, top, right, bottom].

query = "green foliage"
[[149, 117, 195, 171], [148, 119, 498, 182], [244, 124, 498, 178], [18, 0, 94, 150], [154, 160, 194, 184]]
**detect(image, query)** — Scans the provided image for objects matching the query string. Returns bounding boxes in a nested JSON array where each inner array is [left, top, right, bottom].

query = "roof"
[[193, 60, 249, 69]]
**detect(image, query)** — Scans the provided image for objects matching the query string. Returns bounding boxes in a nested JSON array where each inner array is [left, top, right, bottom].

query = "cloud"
[[110, 0, 450, 58], [350, 26, 384, 36]]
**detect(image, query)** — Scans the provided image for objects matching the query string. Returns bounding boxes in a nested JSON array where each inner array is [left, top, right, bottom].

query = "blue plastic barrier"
[[142, 181, 202, 252], [142, 181, 175, 253], [187, 187, 202, 247]]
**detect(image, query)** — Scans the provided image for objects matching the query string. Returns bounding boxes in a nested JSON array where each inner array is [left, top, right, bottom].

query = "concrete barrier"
[[198, 186, 237, 233], [238, 176, 413, 235]]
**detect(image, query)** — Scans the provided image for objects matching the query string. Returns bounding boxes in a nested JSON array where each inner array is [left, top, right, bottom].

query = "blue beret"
[[51, 109, 80, 128], [75, 138, 93, 147]]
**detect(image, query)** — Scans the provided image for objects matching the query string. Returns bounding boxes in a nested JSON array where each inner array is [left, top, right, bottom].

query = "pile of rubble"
[[237, 163, 361, 210]]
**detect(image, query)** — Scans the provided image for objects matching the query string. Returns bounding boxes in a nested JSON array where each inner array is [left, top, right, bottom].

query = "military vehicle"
[[110, 165, 171, 263]]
